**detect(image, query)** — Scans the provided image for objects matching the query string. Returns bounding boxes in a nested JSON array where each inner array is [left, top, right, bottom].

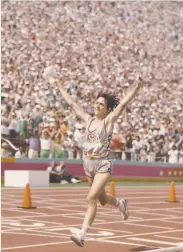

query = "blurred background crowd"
[[1, 1, 183, 163]]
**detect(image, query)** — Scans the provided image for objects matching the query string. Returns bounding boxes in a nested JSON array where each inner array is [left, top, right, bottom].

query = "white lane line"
[[165, 209, 183, 213], [3, 213, 104, 224], [33, 193, 87, 197], [136, 212, 176, 218], [150, 208, 183, 212], [3, 213, 81, 219], [90, 226, 133, 234], [94, 213, 130, 220], [145, 245, 183, 252], [92, 217, 183, 225], [1, 241, 73, 250], [62, 215, 108, 223], [46, 226, 133, 234], [1, 187, 88, 190], [130, 202, 168, 205], [160, 220, 183, 225], [15, 228, 98, 240], [124, 223, 174, 230], [47, 204, 87, 209], [4, 218, 64, 226], [2, 214, 59, 220], [26, 229, 73, 238], [2, 185, 183, 190], [26, 223, 89, 232], [98, 212, 143, 219], [7, 199, 84, 204], [46, 207, 84, 213], [2, 230, 68, 239], [122, 196, 183, 199], [155, 235, 183, 241], [130, 206, 151, 209], [127, 237, 177, 246], [1, 228, 22, 232], [97, 239, 160, 247], [97, 229, 183, 240], [166, 210, 183, 214], [4, 209, 44, 215], [26, 194, 179, 200]]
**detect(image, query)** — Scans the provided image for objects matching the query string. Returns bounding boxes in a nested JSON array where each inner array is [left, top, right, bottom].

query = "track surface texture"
[[2, 185, 183, 252]]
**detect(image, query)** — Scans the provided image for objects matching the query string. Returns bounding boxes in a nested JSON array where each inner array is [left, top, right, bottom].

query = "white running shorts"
[[83, 158, 112, 178]]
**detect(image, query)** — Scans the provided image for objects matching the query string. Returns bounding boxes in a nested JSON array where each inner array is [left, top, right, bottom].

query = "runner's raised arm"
[[106, 78, 142, 124], [43, 66, 91, 124]]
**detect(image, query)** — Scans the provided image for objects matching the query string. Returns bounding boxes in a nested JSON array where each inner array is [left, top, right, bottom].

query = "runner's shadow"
[[130, 247, 158, 251]]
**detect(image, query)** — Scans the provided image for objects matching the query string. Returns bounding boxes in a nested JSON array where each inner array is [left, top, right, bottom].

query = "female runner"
[[43, 66, 142, 247]]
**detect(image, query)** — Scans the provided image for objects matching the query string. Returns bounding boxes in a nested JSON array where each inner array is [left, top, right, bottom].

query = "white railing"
[[1, 137, 19, 151]]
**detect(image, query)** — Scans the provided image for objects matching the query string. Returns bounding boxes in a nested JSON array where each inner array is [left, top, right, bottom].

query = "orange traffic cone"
[[168, 181, 179, 203], [109, 181, 116, 197], [18, 183, 36, 209]]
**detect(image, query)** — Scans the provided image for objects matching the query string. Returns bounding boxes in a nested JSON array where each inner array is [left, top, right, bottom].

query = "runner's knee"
[[86, 195, 98, 205]]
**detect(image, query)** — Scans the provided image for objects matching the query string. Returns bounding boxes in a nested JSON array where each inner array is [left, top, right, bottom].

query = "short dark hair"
[[97, 92, 119, 112]]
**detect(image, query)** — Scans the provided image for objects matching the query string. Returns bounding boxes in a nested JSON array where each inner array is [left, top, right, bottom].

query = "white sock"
[[80, 226, 89, 239]]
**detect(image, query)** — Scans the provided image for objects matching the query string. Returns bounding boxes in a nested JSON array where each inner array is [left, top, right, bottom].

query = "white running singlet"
[[83, 117, 112, 159]]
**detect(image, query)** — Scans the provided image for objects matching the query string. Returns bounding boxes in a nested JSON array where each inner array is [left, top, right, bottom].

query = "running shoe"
[[118, 198, 129, 220], [70, 233, 85, 247]]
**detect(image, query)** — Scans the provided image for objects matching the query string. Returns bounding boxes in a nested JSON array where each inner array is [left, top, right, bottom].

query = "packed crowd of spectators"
[[1, 2, 183, 163]]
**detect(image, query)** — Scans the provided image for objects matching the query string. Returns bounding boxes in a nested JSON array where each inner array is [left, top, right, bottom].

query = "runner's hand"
[[134, 75, 143, 90]]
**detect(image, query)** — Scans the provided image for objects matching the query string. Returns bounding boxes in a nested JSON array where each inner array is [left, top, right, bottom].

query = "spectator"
[[1, 142, 12, 157], [53, 134, 66, 158], [156, 145, 165, 162], [47, 161, 62, 183], [28, 130, 40, 158], [147, 146, 156, 162], [20, 117, 28, 138], [1, 119, 10, 139], [139, 145, 148, 162], [62, 132, 74, 159], [28, 119, 34, 132], [132, 135, 141, 161], [8, 113, 17, 139], [40, 129, 52, 158], [125, 135, 133, 161], [73, 125, 85, 159], [15, 146, 26, 158], [179, 145, 183, 164], [55, 162, 81, 184], [168, 145, 179, 164], [60, 120, 70, 137]]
